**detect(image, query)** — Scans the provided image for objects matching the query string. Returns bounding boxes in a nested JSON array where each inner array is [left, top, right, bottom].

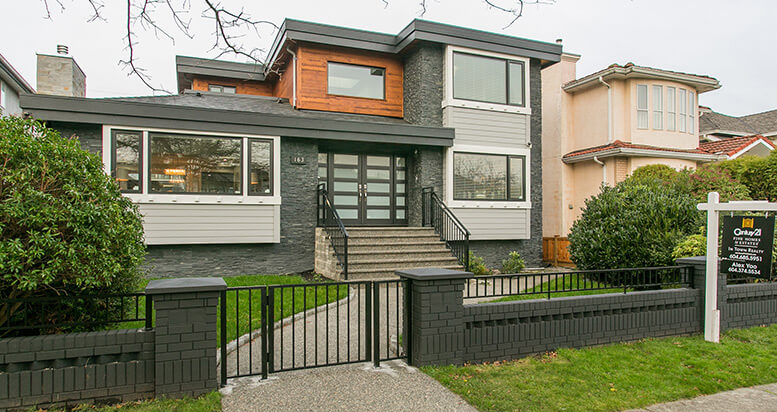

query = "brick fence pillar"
[[676, 256, 728, 331], [396, 268, 470, 367], [145, 278, 226, 398]]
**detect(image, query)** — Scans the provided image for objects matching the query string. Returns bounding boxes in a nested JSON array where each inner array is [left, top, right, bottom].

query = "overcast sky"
[[1, 0, 774, 116]]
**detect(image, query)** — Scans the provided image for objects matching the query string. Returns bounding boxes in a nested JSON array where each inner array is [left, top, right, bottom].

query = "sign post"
[[697, 192, 777, 343]]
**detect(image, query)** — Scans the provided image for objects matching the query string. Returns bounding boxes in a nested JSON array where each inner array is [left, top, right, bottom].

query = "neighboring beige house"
[[542, 57, 721, 238], [699, 134, 774, 159]]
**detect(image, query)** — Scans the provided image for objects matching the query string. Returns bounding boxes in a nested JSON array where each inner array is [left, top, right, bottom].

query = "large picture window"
[[249, 139, 272, 195], [453, 152, 526, 201], [327, 62, 385, 99], [453, 52, 525, 107], [149, 133, 242, 194], [111, 130, 142, 193]]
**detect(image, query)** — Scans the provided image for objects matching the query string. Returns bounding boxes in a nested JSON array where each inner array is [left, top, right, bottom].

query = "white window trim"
[[443, 45, 532, 115], [444, 144, 532, 209], [652, 85, 663, 130], [666, 86, 676, 131], [102, 125, 282, 206], [636, 84, 649, 130], [0, 81, 5, 111]]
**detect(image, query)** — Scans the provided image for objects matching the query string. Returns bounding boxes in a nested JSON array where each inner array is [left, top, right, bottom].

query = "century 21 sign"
[[721, 215, 775, 278]]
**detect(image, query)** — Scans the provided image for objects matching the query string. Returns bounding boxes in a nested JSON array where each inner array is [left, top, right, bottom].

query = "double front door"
[[318, 153, 408, 226]]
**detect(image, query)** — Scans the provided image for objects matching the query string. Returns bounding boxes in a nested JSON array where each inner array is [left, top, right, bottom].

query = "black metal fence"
[[422, 187, 470, 269], [317, 183, 350, 278], [0, 292, 151, 337], [463, 265, 694, 299], [220, 279, 407, 384]]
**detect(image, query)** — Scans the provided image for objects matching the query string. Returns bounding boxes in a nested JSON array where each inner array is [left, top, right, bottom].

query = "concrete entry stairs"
[[315, 227, 464, 280]]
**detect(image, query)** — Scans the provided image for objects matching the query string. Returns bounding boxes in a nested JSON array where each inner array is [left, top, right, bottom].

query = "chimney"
[[36, 45, 86, 97]]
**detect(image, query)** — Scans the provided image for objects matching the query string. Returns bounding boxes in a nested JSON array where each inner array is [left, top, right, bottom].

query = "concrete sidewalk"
[[220, 360, 475, 411], [629, 383, 777, 411]]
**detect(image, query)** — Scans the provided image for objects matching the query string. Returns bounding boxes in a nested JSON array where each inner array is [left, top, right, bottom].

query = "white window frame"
[[101, 125, 281, 206], [636, 84, 649, 129], [688, 91, 695, 134], [443, 45, 531, 115], [0, 81, 5, 110], [652, 85, 663, 130], [678, 88, 687, 133], [666, 87, 676, 131], [444, 144, 531, 209]]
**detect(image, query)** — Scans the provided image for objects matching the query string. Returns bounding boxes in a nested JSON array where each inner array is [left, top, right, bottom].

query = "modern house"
[[0, 52, 35, 115], [541, 57, 721, 239], [20, 19, 562, 278], [699, 106, 777, 143]]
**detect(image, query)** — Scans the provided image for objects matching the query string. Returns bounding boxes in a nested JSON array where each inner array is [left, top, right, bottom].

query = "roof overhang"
[[563, 147, 723, 164], [0, 54, 35, 94], [729, 139, 775, 159], [20, 93, 454, 147], [176, 56, 265, 93], [266, 18, 563, 73], [563, 65, 720, 94]]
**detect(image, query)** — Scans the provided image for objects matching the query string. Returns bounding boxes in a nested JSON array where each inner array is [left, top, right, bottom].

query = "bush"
[[0, 116, 145, 335], [629, 164, 681, 184], [680, 165, 751, 202], [568, 178, 702, 279], [468, 251, 490, 276], [715, 153, 777, 201], [671, 233, 707, 260], [501, 251, 526, 274]]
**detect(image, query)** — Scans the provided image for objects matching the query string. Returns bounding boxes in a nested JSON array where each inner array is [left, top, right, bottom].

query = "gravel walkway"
[[221, 360, 475, 412]]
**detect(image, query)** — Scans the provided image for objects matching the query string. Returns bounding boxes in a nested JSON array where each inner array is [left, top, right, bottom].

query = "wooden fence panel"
[[542, 236, 574, 266]]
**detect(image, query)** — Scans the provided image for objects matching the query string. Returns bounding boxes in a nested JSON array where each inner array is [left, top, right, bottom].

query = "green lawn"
[[489, 274, 628, 302], [68, 391, 221, 411], [423, 324, 777, 412], [115, 274, 348, 345]]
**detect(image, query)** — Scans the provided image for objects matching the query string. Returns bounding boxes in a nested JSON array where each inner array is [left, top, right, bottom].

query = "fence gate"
[[220, 279, 408, 384]]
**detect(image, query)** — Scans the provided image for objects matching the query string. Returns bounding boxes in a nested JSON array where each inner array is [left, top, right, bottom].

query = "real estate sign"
[[721, 215, 775, 278]]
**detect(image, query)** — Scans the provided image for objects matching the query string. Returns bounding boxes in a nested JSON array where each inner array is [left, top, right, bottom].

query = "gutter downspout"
[[287, 47, 297, 108], [593, 155, 606, 185], [598, 76, 612, 143]]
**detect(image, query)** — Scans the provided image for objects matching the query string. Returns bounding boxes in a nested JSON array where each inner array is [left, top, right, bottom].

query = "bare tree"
[[37, 0, 554, 92]]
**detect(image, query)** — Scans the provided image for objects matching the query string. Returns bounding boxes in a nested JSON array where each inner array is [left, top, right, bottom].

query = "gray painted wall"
[[0, 79, 22, 115], [443, 106, 530, 147]]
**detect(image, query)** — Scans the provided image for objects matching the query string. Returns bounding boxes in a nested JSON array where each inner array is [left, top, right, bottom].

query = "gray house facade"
[[20, 19, 562, 278]]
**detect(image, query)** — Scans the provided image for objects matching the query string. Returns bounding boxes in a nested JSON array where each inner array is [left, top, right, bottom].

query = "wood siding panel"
[[444, 106, 529, 147], [450, 208, 530, 240], [191, 76, 274, 97], [295, 43, 403, 118], [138, 203, 278, 245], [272, 59, 294, 101]]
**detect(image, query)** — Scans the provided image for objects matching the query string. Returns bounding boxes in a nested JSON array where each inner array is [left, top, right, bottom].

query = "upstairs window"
[[209, 84, 236, 93], [453, 52, 525, 107], [149, 133, 242, 194], [249, 139, 273, 196], [678, 88, 687, 132], [327, 62, 385, 99], [636, 84, 648, 129], [666, 87, 676, 131], [652, 85, 663, 130], [111, 130, 142, 193]]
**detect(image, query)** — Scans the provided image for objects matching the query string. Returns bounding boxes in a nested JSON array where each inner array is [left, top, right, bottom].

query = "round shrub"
[[501, 251, 526, 274], [568, 178, 702, 277], [0, 116, 145, 335], [629, 164, 680, 184], [680, 165, 750, 202]]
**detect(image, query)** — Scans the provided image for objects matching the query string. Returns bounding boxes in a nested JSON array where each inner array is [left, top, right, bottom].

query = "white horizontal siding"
[[450, 208, 530, 240], [443, 106, 529, 148], [138, 203, 279, 245]]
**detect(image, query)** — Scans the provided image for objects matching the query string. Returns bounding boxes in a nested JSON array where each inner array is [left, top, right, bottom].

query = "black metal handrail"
[[422, 187, 470, 269], [318, 183, 350, 279]]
